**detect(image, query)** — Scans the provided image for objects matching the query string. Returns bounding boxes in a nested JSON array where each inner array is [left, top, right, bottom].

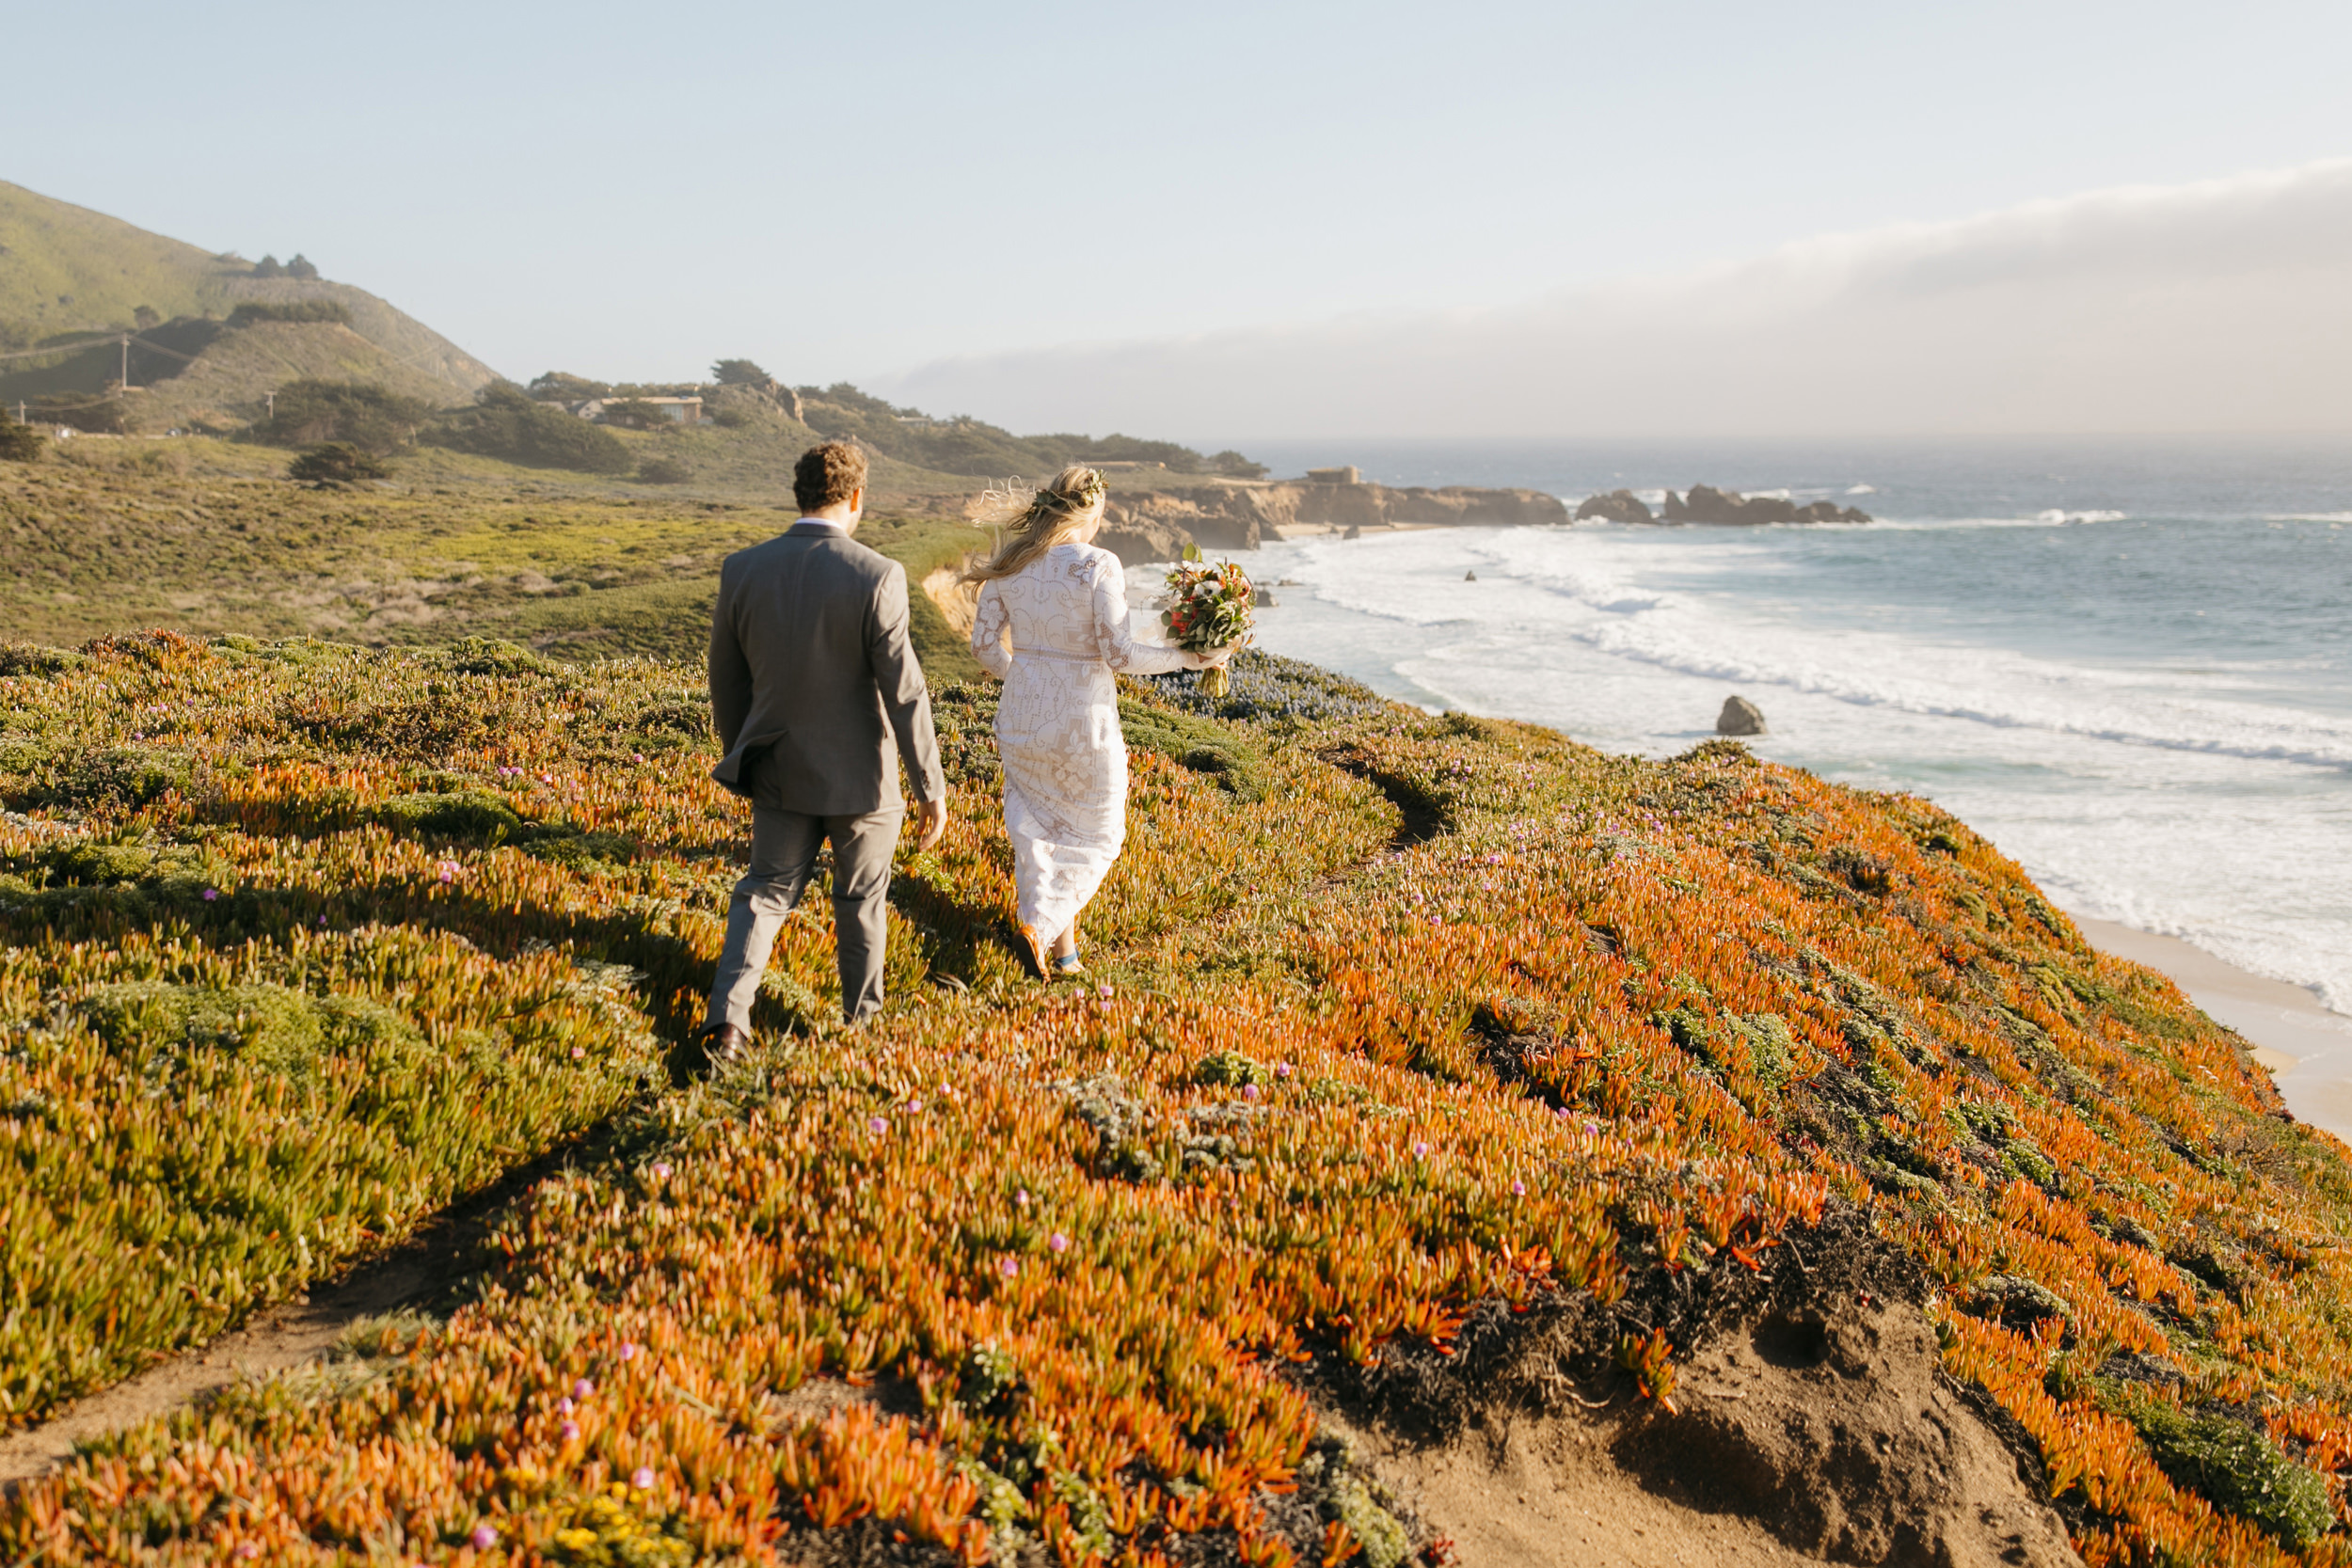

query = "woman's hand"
[[1182, 646, 1233, 670]]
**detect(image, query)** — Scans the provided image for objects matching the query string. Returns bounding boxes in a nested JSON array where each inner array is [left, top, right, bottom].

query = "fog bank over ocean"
[[882, 159, 2352, 438], [1199, 437, 2352, 1022]]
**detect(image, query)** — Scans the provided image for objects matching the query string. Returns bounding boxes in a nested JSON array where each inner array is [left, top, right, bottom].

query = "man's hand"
[[914, 795, 949, 851]]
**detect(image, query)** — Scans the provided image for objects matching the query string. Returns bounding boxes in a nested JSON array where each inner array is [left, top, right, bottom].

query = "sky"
[[9, 1, 2352, 437]]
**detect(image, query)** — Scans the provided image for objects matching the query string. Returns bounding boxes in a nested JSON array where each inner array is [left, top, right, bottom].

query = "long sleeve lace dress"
[[969, 542, 1192, 948]]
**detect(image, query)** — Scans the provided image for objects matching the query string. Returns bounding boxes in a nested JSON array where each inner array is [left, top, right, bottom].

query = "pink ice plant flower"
[[471, 1525, 500, 1550], [560, 1419, 580, 1441], [619, 1341, 638, 1361], [1241, 1083, 1260, 1101], [573, 1377, 596, 1399], [1412, 1141, 1432, 1157], [631, 1466, 656, 1490], [1048, 1232, 1070, 1253], [868, 1115, 889, 1133], [999, 1256, 1019, 1277]]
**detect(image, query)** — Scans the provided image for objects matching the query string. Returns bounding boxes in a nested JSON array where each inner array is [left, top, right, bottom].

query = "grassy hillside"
[[0, 436, 1097, 672], [1, 632, 2347, 1564], [1, 182, 495, 420], [5, 319, 495, 434], [0, 181, 228, 335]]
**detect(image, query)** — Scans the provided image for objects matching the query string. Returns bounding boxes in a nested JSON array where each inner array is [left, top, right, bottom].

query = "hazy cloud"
[[875, 158, 2352, 437]]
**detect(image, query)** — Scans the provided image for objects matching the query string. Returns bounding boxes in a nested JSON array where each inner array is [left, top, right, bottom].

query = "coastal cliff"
[[1096, 475, 1568, 566]]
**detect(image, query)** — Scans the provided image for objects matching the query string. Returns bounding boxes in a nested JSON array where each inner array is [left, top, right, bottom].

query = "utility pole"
[[120, 334, 129, 390], [265, 390, 275, 420]]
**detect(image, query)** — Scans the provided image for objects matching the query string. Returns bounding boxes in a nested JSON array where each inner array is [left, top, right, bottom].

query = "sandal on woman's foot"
[[1052, 954, 1087, 977], [1018, 924, 1050, 978]]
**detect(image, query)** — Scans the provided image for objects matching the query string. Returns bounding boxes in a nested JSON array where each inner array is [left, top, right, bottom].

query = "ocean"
[[1203, 437, 2352, 1018]]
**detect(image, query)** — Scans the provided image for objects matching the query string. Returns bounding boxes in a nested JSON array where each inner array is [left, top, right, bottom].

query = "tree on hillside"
[[1211, 450, 1269, 479], [285, 254, 320, 281], [248, 381, 434, 454], [711, 358, 772, 387], [0, 419, 44, 464], [421, 381, 634, 475], [252, 254, 284, 278], [528, 371, 611, 404], [288, 442, 389, 486], [133, 306, 161, 330]]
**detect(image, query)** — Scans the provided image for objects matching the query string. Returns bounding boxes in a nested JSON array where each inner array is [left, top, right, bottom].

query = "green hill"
[[0, 181, 495, 426]]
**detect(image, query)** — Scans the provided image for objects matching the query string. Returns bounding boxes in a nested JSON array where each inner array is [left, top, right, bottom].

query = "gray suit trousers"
[[708, 806, 901, 1030]]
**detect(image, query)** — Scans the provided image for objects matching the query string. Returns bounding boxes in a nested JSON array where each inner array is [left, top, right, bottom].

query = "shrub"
[[0, 419, 41, 463], [422, 382, 634, 474], [39, 747, 199, 808], [229, 300, 352, 327], [635, 455, 691, 485], [250, 379, 432, 453], [373, 790, 527, 845], [527, 371, 612, 403], [1135, 649, 1391, 726], [0, 642, 80, 676], [1211, 449, 1268, 479], [2113, 1390, 2333, 1547], [286, 254, 320, 280], [288, 442, 390, 485]]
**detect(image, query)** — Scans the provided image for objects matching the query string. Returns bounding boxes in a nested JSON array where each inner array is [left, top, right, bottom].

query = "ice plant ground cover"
[[3, 635, 2352, 1564]]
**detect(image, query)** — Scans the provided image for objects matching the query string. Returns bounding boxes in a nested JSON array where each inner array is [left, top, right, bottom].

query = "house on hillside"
[[1305, 466, 1361, 484], [570, 396, 706, 425]]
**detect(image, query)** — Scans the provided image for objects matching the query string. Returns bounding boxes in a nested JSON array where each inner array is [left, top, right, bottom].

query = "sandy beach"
[[2078, 915, 2352, 1139]]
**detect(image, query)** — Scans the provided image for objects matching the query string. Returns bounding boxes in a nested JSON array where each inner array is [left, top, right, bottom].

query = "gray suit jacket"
[[708, 521, 946, 816]]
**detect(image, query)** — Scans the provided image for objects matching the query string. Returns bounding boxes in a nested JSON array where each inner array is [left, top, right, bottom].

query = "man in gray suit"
[[700, 439, 948, 1059]]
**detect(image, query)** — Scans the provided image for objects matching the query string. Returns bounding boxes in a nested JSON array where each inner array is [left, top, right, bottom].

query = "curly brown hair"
[[793, 439, 868, 513]]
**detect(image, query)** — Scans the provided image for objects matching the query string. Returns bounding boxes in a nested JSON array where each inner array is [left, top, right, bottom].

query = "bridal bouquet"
[[1162, 544, 1255, 698]]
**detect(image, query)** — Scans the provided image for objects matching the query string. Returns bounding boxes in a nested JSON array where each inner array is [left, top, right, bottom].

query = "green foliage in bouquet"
[[1161, 542, 1255, 698]]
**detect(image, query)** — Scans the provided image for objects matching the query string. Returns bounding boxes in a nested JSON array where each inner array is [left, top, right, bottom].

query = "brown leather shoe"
[[696, 1022, 751, 1070]]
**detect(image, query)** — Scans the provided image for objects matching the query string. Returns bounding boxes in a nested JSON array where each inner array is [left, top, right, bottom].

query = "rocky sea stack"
[[1664, 484, 1872, 526]]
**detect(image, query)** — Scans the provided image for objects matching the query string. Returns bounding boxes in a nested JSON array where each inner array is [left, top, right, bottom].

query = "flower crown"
[[1043, 468, 1107, 509]]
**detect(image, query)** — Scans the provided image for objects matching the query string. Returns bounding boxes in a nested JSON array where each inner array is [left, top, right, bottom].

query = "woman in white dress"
[[966, 467, 1226, 976]]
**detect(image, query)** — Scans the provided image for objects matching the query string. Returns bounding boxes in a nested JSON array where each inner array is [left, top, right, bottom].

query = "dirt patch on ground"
[[1305, 1208, 2081, 1566], [1611, 1302, 2074, 1565], [1342, 1406, 1820, 1567]]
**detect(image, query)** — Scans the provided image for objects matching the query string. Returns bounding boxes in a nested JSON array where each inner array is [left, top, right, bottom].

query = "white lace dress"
[[970, 543, 1192, 945]]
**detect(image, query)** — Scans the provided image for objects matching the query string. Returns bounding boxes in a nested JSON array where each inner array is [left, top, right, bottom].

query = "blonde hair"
[[963, 466, 1109, 582]]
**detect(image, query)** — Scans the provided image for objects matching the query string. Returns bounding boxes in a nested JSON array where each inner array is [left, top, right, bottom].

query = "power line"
[[0, 334, 120, 363]]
